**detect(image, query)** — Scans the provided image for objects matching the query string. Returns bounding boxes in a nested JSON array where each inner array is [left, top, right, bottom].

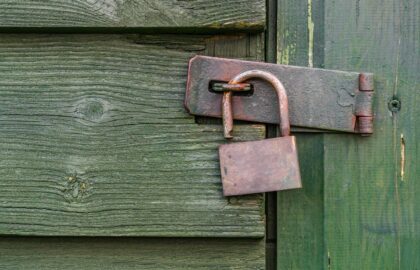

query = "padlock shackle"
[[223, 70, 290, 137]]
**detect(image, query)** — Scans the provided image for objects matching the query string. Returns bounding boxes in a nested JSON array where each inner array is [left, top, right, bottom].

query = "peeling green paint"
[[307, 0, 314, 67], [277, 30, 297, 65]]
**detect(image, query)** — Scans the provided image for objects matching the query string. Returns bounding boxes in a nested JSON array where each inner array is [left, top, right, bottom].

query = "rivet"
[[388, 97, 401, 112]]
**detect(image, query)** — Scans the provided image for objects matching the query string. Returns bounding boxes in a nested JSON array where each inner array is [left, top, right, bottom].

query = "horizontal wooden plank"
[[0, 237, 265, 269], [0, 0, 265, 31], [0, 34, 265, 237]]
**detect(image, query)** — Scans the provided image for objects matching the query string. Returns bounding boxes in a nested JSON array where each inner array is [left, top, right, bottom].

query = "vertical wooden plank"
[[396, 0, 420, 268], [277, 0, 308, 66], [276, 0, 326, 269], [277, 134, 325, 269], [322, 0, 418, 268], [277, 0, 418, 268]]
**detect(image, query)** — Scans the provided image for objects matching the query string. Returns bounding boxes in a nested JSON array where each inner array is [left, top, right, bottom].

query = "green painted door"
[[0, 1, 268, 269], [276, 0, 419, 269]]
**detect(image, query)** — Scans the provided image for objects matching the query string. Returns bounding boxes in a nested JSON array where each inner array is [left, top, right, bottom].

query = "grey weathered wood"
[[0, 0, 265, 31], [0, 237, 265, 269], [0, 34, 266, 237]]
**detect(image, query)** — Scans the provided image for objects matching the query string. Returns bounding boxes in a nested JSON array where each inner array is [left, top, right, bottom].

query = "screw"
[[388, 97, 401, 112]]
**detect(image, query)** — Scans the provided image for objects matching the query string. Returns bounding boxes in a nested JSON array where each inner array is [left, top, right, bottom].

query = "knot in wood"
[[75, 98, 107, 123]]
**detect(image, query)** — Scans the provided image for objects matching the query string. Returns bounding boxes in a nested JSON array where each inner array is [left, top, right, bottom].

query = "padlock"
[[218, 70, 302, 196]]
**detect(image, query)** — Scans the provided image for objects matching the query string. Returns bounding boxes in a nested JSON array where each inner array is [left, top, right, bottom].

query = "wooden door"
[[276, 0, 419, 269], [0, 1, 269, 269], [1, 1, 417, 269]]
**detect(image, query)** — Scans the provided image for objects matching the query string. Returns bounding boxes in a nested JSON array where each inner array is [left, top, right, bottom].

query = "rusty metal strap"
[[185, 56, 374, 135]]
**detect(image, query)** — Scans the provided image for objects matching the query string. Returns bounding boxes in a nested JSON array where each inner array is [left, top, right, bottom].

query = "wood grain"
[[0, 237, 265, 269], [323, 0, 419, 269], [0, 34, 266, 237], [0, 0, 265, 31]]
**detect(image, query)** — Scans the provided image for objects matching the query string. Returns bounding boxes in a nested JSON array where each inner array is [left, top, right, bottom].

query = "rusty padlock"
[[218, 70, 302, 196]]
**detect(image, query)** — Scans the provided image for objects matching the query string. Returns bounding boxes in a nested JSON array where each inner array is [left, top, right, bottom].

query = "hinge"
[[355, 73, 374, 134], [185, 56, 374, 135]]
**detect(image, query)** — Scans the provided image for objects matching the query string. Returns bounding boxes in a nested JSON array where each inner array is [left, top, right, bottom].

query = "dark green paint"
[[276, 0, 326, 269], [323, 0, 419, 268], [277, 0, 419, 269], [277, 134, 326, 269]]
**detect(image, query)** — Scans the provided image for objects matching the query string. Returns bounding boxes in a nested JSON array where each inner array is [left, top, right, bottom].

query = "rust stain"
[[222, 91, 234, 139]]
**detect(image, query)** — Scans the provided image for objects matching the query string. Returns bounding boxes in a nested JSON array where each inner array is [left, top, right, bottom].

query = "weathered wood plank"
[[322, 0, 419, 268], [277, 0, 309, 67], [0, 34, 266, 237], [277, 134, 326, 269], [0, 0, 265, 31], [0, 237, 265, 269], [278, 0, 419, 268], [276, 0, 326, 269], [395, 0, 419, 268]]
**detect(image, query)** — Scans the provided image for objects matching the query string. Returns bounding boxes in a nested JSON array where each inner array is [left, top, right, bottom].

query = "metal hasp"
[[185, 56, 374, 134], [219, 70, 301, 196]]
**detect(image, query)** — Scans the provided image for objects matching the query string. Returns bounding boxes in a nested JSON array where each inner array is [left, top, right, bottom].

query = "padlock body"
[[219, 136, 302, 196]]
